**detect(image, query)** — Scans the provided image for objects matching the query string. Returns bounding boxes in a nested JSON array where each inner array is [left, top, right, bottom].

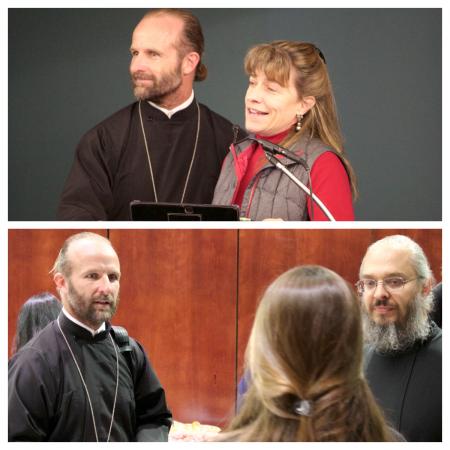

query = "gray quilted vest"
[[213, 135, 336, 220]]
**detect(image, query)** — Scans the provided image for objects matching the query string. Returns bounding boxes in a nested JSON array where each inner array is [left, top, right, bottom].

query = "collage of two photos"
[[7, 7, 443, 444]]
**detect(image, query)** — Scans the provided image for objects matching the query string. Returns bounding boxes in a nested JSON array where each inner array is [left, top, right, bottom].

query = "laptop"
[[130, 201, 240, 221]]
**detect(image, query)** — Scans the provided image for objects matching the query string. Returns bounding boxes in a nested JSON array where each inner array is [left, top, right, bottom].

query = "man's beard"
[[131, 60, 183, 103], [362, 291, 433, 353], [66, 280, 119, 329]]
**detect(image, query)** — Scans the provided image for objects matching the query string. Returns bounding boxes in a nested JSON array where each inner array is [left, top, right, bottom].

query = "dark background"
[[8, 8, 442, 220]]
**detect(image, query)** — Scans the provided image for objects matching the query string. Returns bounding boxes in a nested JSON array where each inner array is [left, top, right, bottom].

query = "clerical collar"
[[148, 91, 194, 119], [62, 307, 106, 336]]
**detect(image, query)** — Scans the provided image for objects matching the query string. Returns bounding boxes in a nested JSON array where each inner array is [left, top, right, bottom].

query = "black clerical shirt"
[[58, 100, 238, 220], [364, 322, 442, 442], [8, 313, 172, 441]]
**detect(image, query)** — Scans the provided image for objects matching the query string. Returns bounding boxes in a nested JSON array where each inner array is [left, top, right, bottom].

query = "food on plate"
[[169, 420, 221, 441]]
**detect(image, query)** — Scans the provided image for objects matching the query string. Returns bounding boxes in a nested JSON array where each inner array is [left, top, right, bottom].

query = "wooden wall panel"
[[8, 228, 441, 426], [8, 229, 107, 356], [109, 229, 238, 426], [237, 229, 442, 373]]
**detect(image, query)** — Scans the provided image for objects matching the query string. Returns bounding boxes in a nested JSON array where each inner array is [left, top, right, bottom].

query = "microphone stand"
[[252, 137, 309, 169], [262, 150, 336, 222]]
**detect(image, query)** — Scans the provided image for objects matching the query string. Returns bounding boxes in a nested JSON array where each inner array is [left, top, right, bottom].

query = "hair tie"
[[314, 46, 326, 64], [293, 399, 312, 416]]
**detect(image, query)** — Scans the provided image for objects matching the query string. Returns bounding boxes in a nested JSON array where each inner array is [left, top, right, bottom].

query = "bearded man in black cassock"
[[8, 232, 172, 441], [357, 234, 442, 442], [57, 9, 241, 220]]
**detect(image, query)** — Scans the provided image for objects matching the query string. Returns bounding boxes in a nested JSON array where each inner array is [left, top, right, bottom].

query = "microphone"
[[251, 137, 309, 170], [246, 135, 335, 221]]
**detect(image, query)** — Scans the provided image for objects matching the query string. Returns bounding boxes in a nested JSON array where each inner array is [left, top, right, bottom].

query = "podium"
[[130, 201, 240, 221]]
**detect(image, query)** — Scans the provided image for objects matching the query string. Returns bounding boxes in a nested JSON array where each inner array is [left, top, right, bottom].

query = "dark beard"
[[67, 281, 119, 329], [362, 292, 432, 353], [131, 63, 182, 103]]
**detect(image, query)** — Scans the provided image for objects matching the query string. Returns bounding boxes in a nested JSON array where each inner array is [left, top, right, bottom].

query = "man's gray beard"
[[362, 291, 433, 353], [132, 63, 182, 103], [67, 281, 119, 328]]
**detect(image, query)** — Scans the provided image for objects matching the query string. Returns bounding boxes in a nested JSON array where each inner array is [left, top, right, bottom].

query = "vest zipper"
[[245, 173, 262, 218]]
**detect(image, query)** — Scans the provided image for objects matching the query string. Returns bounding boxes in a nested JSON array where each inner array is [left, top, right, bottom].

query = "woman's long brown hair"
[[218, 266, 393, 441]]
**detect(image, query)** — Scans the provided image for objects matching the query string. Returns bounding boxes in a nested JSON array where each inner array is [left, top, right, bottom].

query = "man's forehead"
[[133, 14, 183, 43], [67, 237, 119, 264], [362, 245, 414, 276]]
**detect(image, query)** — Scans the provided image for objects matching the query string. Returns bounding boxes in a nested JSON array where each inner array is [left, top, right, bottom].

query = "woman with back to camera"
[[217, 266, 400, 441], [213, 41, 356, 221]]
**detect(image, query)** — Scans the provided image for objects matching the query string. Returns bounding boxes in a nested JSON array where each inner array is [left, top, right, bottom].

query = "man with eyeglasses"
[[357, 234, 441, 442]]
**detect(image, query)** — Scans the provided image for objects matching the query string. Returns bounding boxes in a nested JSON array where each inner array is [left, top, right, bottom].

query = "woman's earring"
[[296, 113, 303, 132]]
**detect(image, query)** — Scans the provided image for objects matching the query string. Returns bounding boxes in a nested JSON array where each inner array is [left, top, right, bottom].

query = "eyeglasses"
[[355, 277, 422, 296]]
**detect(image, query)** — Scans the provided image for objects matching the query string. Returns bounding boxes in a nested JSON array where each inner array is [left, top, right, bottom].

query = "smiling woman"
[[213, 40, 356, 221]]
